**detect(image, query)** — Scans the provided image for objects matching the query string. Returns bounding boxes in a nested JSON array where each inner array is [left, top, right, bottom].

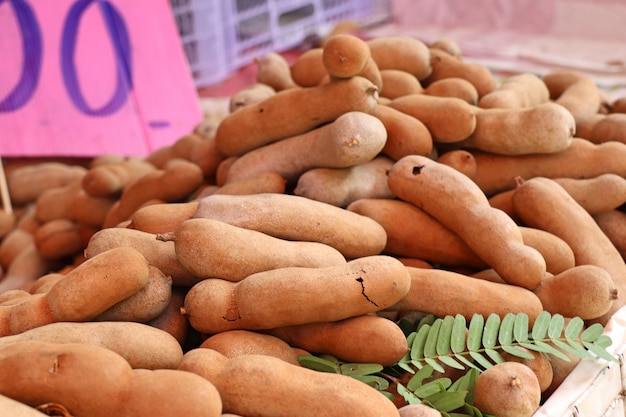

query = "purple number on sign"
[[61, 0, 133, 116], [0, 0, 43, 112]]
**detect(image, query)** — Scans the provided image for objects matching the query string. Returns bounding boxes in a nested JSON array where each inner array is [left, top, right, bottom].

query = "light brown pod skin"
[[200, 330, 300, 365], [3, 247, 150, 336], [0, 341, 222, 417], [346, 198, 487, 269], [373, 104, 433, 159], [192, 193, 388, 259], [178, 348, 400, 417], [265, 314, 408, 366], [182, 255, 411, 333], [0, 211, 16, 240], [69, 188, 116, 227], [0, 289, 31, 306], [473, 362, 541, 417], [457, 102, 575, 155], [501, 347, 554, 393], [34, 219, 85, 260], [533, 265, 618, 320], [166, 133, 226, 181], [519, 227, 576, 275], [379, 69, 423, 99], [7, 162, 87, 205], [254, 52, 298, 91], [322, 34, 371, 78], [387, 267, 544, 326], [223, 111, 387, 185], [588, 113, 626, 144], [426, 48, 496, 97], [423, 77, 479, 104], [389, 93, 477, 143], [128, 201, 199, 234], [81, 157, 156, 197], [147, 286, 189, 346], [95, 265, 172, 323], [85, 227, 199, 287], [211, 171, 287, 196], [594, 210, 626, 261], [478, 73, 550, 109], [367, 36, 431, 81], [289, 47, 327, 87], [399, 404, 443, 417], [34, 177, 83, 223], [387, 155, 546, 290], [441, 138, 626, 196], [159, 218, 346, 282], [436, 149, 477, 179], [228, 83, 276, 113], [0, 243, 57, 294], [0, 228, 35, 269], [0, 394, 49, 416], [26, 273, 65, 294], [102, 159, 204, 228], [542, 69, 602, 120], [0, 321, 183, 369], [429, 38, 462, 58], [215, 76, 379, 157], [293, 156, 395, 208], [512, 176, 626, 325], [575, 112, 605, 139], [553, 173, 626, 215]]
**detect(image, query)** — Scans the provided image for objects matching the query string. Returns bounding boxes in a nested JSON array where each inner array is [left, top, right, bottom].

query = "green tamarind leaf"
[[500, 344, 535, 360], [351, 374, 390, 390], [548, 314, 565, 338], [581, 323, 605, 342], [407, 364, 434, 391], [583, 341, 619, 362], [595, 335, 613, 349], [449, 367, 478, 393], [424, 390, 468, 412], [482, 314, 500, 348], [425, 357, 446, 374], [397, 383, 421, 405], [513, 313, 529, 342], [498, 313, 515, 346], [297, 355, 340, 373], [520, 340, 570, 361], [451, 314, 467, 354], [561, 338, 594, 359], [467, 314, 484, 351], [439, 354, 465, 370], [531, 311, 551, 341], [549, 339, 579, 360], [437, 316, 455, 356], [424, 319, 443, 359], [413, 378, 452, 398], [469, 351, 493, 369], [454, 353, 479, 370], [484, 348, 505, 365], [565, 317, 584, 339], [411, 324, 431, 361], [339, 363, 383, 376]]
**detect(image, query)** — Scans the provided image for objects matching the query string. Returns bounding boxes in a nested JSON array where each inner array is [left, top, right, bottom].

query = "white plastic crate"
[[170, 0, 392, 87]]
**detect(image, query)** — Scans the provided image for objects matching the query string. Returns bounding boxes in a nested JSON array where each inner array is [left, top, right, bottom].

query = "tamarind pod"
[[0, 289, 31, 306], [265, 314, 409, 366], [594, 210, 626, 262], [373, 104, 433, 159], [215, 76, 379, 157], [178, 348, 400, 417], [387, 267, 544, 326], [128, 201, 199, 235], [441, 138, 626, 197], [212, 172, 287, 196], [519, 227, 576, 275], [429, 38, 462, 58], [290, 47, 327, 87], [82, 158, 156, 197], [200, 330, 300, 365], [182, 255, 411, 334], [542, 69, 602, 120], [387, 155, 546, 290], [367, 36, 431, 80], [553, 174, 626, 215], [0, 393, 49, 416], [346, 198, 487, 269], [589, 113, 626, 145], [228, 83, 276, 113], [512, 177, 626, 325], [0, 244, 57, 294], [426, 48, 496, 97], [7, 163, 86, 205], [0, 228, 34, 269], [192, 193, 388, 259], [147, 286, 189, 346], [423, 77, 479, 104], [254, 52, 298, 91], [478, 73, 550, 109], [34, 178, 83, 223], [379, 69, 423, 99]]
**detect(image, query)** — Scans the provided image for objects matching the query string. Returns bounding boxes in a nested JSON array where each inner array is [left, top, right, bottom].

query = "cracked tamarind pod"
[[181, 255, 411, 334]]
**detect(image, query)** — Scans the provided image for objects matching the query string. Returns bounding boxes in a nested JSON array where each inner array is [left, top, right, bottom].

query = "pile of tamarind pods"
[[1, 32, 626, 417]]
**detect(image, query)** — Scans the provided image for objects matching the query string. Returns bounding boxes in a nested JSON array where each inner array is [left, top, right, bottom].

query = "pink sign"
[[0, 0, 204, 157]]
